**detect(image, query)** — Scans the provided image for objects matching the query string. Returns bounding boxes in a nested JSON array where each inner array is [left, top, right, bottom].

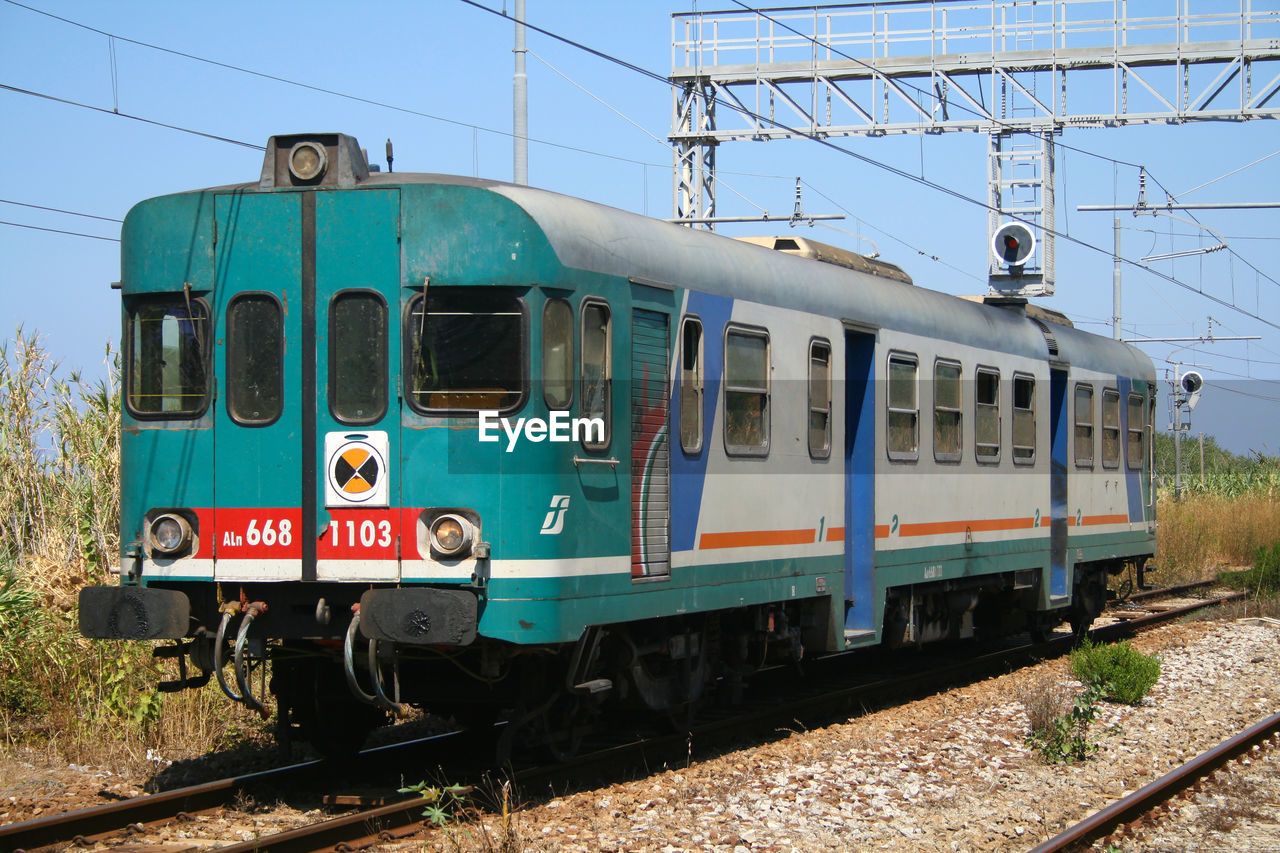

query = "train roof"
[[477, 175, 1151, 380], [169, 167, 1152, 381]]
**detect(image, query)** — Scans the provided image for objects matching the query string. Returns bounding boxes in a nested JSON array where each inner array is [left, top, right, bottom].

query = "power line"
[[462, 2, 1280, 330], [0, 199, 122, 223], [0, 83, 264, 149], [1211, 383, 1280, 404], [1176, 148, 1280, 198], [12, 0, 1276, 333], [0, 220, 118, 241], [800, 180, 985, 284], [1, 0, 659, 170]]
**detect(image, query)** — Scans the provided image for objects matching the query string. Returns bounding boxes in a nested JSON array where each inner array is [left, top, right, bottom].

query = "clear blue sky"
[[2, 0, 1277, 454]]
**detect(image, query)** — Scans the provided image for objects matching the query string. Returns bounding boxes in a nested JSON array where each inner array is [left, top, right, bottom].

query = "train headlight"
[[430, 514, 473, 558], [288, 141, 327, 182], [149, 513, 192, 556]]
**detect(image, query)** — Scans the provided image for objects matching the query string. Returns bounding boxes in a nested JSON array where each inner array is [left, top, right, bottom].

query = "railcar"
[[80, 133, 1157, 756]]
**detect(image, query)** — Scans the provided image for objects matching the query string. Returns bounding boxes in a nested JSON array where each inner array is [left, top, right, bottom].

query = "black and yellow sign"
[[324, 433, 389, 507]]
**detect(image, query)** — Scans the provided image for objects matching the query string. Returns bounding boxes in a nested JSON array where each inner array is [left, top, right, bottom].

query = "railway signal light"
[[1179, 370, 1203, 411], [991, 222, 1037, 271]]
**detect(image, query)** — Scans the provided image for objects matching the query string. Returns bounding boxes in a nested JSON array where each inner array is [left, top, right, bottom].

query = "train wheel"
[[542, 694, 589, 762]]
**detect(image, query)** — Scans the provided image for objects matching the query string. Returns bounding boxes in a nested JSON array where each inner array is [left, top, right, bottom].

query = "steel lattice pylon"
[[668, 0, 1280, 296]]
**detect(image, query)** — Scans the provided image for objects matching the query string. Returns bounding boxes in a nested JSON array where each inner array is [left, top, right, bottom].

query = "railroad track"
[[3, 586, 1244, 853], [1031, 710, 1280, 852]]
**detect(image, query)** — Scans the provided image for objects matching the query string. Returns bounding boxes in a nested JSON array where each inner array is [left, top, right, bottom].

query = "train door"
[[213, 192, 304, 581], [314, 190, 401, 581], [212, 189, 401, 583], [631, 308, 670, 579], [1048, 366, 1069, 600], [843, 328, 876, 639]]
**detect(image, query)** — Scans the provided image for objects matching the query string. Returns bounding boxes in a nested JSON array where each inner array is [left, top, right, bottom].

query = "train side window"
[[1127, 392, 1145, 470], [809, 339, 832, 459], [1102, 388, 1121, 468], [887, 352, 918, 461], [724, 327, 770, 455], [226, 293, 283, 426], [406, 287, 527, 414], [579, 300, 611, 450], [329, 290, 387, 425], [974, 367, 1000, 463], [933, 359, 962, 462], [542, 298, 574, 410], [1074, 383, 1094, 468], [1012, 373, 1036, 464], [679, 317, 704, 454], [125, 295, 210, 418]]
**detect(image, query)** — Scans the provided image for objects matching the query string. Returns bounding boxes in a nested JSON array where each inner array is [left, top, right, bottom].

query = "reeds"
[[1156, 493, 1280, 582], [0, 329, 265, 771]]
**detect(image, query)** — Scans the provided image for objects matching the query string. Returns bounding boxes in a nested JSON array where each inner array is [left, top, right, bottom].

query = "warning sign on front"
[[324, 431, 390, 508]]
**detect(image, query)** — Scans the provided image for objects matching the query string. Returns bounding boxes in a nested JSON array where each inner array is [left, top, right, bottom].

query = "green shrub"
[[1070, 639, 1162, 705], [1219, 542, 1280, 597], [1026, 685, 1101, 764]]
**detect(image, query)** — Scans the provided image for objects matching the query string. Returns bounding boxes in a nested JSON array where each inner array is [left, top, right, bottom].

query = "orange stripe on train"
[[698, 528, 816, 549]]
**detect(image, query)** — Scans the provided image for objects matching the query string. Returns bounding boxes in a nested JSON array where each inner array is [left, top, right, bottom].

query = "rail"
[[1031, 709, 1280, 852], [3, 587, 1243, 852]]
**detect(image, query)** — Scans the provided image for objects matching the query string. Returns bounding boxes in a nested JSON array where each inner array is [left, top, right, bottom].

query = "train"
[[79, 132, 1157, 758]]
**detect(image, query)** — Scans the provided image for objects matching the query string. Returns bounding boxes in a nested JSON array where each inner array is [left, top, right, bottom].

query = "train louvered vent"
[[1031, 318, 1060, 358]]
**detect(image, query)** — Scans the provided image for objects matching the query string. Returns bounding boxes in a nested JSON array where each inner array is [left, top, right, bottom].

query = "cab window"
[[579, 300, 611, 450], [226, 293, 283, 426], [542, 298, 574, 410], [329, 290, 387, 425], [125, 295, 210, 418], [406, 288, 526, 414]]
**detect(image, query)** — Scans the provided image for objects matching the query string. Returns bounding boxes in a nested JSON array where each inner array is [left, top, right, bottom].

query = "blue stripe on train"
[[670, 292, 734, 553]]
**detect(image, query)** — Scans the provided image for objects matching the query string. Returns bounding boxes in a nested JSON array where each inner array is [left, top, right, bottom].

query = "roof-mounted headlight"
[[149, 513, 193, 556], [430, 514, 474, 559], [288, 140, 327, 182]]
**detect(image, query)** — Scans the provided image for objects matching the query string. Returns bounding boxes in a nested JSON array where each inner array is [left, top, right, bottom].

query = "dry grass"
[[1155, 493, 1280, 583], [1016, 672, 1075, 736], [1, 329, 258, 774]]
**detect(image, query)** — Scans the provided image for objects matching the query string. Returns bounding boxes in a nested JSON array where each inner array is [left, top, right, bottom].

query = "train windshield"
[[124, 295, 210, 418], [407, 288, 525, 413]]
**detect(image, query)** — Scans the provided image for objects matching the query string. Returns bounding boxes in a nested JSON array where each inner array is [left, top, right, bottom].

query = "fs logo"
[[540, 495, 570, 535]]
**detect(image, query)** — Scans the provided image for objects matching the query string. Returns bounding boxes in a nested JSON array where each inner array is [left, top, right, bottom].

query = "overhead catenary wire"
[[457, 1, 1280, 332], [1, 0, 665, 171], [0, 220, 119, 241], [0, 83, 264, 150], [8, 0, 1276, 336], [0, 199, 123, 223], [5, 0, 991, 281]]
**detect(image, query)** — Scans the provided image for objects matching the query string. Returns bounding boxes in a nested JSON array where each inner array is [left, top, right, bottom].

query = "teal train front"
[[79, 133, 1157, 758]]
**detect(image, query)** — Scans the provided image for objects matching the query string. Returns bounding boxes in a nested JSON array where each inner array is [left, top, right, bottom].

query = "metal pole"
[[1199, 432, 1205, 483], [513, 0, 528, 185], [1173, 403, 1183, 500], [1113, 217, 1122, 340]]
